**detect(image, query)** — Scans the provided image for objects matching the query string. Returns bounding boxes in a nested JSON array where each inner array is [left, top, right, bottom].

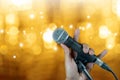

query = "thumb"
[[61, 44, 72, 60], [61, 44, 70, 56]]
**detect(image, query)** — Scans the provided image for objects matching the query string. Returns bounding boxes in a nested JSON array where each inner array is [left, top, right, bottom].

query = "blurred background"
[[0, 0, 120, 80]]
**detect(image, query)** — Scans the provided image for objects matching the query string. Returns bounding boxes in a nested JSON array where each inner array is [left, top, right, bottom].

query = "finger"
[[89, 48, 94, 55], [82, 43, 89, 54], [86, 63, 94, 71], [97, 50, 108, 59], [86, 48, 94, 71], [73, 28, 80, 41]]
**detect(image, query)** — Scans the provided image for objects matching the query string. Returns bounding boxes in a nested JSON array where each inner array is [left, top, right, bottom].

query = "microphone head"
[[52, 28, 68, 43]]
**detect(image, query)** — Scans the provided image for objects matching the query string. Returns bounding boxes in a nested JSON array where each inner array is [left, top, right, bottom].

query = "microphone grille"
[[52, 28, 68, 43]]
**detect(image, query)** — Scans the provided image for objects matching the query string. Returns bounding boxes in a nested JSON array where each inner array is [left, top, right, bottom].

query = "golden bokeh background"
[[0, 0, 120, 80]]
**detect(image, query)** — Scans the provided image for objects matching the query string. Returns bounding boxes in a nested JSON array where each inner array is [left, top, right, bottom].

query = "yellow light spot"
[[11, 0, 32, 10], [116, 0, 120, 16], [82, 27, 85, 31], [29, 14, 35, 19], [31, 27, 34, 30], [107, 44, 113, 49], [86, 23, 92, 29], [39, 11, 44, 15], [8, 27, 19, 35], [43, 29, 53, 43], [5, 13, 17, 25], [99, 26, 111, 39], [79, 26, 85, 31], [0, 29, 4, 34], [23, 30, 26, 35], [40, 32, 42, 34], [49, 23, 57, 30], [106, 36, 115, 49], [19, 42, 24, 48], [12, 0, 31, 6], [53, 46, 58, 51], [13, 55, 16, 59], [40, 16, 44, 19], [87, 16, 91, 19], [114, 33, 118, 36], [6, 27, 19, 45], [61, 25, 64, 28], [89, 36, 93, 39], [69, 24, 73, 29]]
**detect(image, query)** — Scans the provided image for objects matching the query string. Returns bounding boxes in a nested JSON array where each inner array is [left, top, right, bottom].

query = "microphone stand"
[[75, 60, 93, 80]]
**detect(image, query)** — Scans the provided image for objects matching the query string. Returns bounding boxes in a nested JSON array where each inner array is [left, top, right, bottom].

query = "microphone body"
[[53, 28, 111, 71]]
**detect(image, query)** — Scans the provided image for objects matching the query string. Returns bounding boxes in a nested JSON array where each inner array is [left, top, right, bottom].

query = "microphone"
[[52, 28, 112, 72]]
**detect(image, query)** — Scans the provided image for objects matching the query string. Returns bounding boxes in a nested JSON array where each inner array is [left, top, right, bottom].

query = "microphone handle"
[[75, 60, 93, 80], [64, 36, 97, 64]]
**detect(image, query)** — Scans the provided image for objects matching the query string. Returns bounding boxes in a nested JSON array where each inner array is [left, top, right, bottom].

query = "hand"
[[61, 29, 108, 80]]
